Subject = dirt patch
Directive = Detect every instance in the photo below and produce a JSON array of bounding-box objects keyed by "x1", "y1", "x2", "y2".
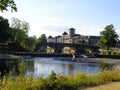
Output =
[{"x1": 84, "y1": 82, "x2": 120, "y2": 90}]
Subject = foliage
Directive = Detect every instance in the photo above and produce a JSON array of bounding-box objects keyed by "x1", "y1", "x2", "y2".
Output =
[
  {"x1": 85, "y1": 48, "x2": 92, "y2": 55},
  {"x1": 38, "y1": 34, "x2": 47, "y2": 43},
  {"x1": 25, "y1": 36, "x2": 37, "y2": 52},
  {"x1": 0, "y1": 69, "x2": 120, "y2": 90},
  {"x1": 9, "y1": 17, "x2": 37, "y2": 52},
  {"x1": 8, "y1": 28, "x2": 28, "y2": 52},
  {"x1": 97, "y1": 24, "x2": 119, "y2": 50},
  {"x1": 99, "y1": 48, "x2": 120, "y2": 55},
  {"x1": 0, "y1": 16, "x2": 37, "y2": 52},
  {"x1": 11, "y1": 17, "x2": 30, "y2": 34},
  {"x1": 99, "y1": 62, "x2": 115, "y2": 71},
  {"x1": 0, "y1": 16, "x2": 10, "y2": 43},
  {"x1": 37, "y1": 34, "x2": 47, "y2": 52},
  {"x1": 18, "y1": 62, "x2": 26, "y2": 76},
  {"x1": 0, "y1": 0, "x2": 17, "y2": 12},
  {"x1": 48, "y1": 71, "x2": 57, "y2": 81}
]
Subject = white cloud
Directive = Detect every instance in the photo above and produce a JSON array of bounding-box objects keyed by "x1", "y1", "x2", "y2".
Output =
[
  {"x1": 45, "y1": 17, "x2": 61, "y2": 22},
  {"x1": 28, "y1": 24, "x2": 70, "y2": 37},
  {"x1": 75, "y1": 26, "x2": 101, "y2": 36}
]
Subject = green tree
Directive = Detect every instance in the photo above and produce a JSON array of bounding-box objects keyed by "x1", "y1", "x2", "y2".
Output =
[
  {"x1": 0, "y1": 16, "x2": 10, "y2": 43},
  {"x1": 38, "y1": 34, "x2": 47, "y2": 43},
  {"x1": 9, "y1": 18, "x2": 30, "y2": 51},
  {"x1": 25, "y1": 36, "x2": 37, "y2": 52},
  {"x1": 37, "y1": 34, "x2": 47, "y2": 52},
  {"x1": 9, "y1": 17, "x2": 37, "y2": 52},
  {"x1": 0, "y1": 0, "x2": 17, "y2": 12},
  {"x1": 8, "y1": 28, "x2": 28, "y2": 52},
  {"x1": 11, "y1": 17, "x2": 30, "y2": 34},
  {"x1": 97, "y1": 24, "x2": 119, "y2": 50}
]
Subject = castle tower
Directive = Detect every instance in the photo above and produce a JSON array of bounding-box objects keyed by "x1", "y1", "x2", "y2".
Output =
[
  {"x1": 69, "y1": 28, "x2": 75, "y2": 37},
  {"x1": 69, "y1": 28, "x2": 75, "y2": 43}
]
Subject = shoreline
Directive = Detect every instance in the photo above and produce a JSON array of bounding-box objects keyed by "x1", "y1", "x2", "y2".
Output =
[
  {"x1": 0, "y1": 54, "x2": 21, "y2": 60},
  {"x1": 0, "y1": 53, "x2": 120, "y2": 64},
  {"x1": 13, "y1": 52, "x2": 120, "y2": 59},
  {"x1": 73, "y1": 57, "x2": 120, "y2": 64}
]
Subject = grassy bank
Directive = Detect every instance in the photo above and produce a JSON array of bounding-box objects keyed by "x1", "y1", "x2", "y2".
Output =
[{"x1": 0, "y1": 69, "x2": 120, "y2": 90}]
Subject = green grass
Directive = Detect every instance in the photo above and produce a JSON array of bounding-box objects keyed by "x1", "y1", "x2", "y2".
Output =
[{"x1": 0, "y1": 69, "x2": 120, "y2": 90}]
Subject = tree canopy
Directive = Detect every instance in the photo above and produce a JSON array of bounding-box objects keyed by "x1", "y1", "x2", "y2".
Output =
[
  {"x1": 0, "y1": 0, "x2": 17, "y2": 12},
  {"x1": 36, "y1": 34, "x2": 47, "y2": 52},
  {"x1": 9, "y1": 17, "x2": 37, "y2": 52},
  {"x1": 0, "y1": 16, "x2": 37, "y2": 52},
  {"x1": 97, "y1": 24, "x2": 119, "y2": 50},
  {"x1": 11, "y1": 17, "x2": 30, "y2": 34},
  {"x1": 38, "y1": 34, "x2": 47, "y2": 43}
]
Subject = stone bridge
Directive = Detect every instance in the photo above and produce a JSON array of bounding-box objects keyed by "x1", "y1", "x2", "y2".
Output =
[{"x1": 34, "y1": 42, "x2": 99, "y2": 54}]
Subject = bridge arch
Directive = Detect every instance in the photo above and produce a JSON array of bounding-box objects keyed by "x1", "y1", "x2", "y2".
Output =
[{"x1": 62, "y1": 46, "x2": 76, "y2": 54}]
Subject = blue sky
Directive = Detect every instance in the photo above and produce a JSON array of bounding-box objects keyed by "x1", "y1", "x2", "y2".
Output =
[{"x1": 0, "y1": 0, "x2": 120, "y2": 37}]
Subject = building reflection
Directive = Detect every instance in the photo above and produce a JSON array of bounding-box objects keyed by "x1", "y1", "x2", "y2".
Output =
[{"x1": 68, "y1": 63, "x2": 74, "y2": 76}]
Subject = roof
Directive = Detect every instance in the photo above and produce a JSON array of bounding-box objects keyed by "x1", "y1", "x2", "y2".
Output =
[
  {"x1": 69, "y1": 28, "x2": 75, "y2": 31},
  {"x1": 55, "y1": 36, "x2": 62, "y2": 38},
  {"x1": 62, "y1": 32, "x2": 68, "y2": 35},
  {"x1": 48, "y1": 35, "x2": 53, "y2": 38},
  {"x1": 88, "y1": 36, "x2": 100, "y2": 39}
]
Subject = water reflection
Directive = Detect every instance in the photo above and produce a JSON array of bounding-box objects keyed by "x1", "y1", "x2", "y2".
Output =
[
  {"x1": 24, "y1": 60, "x2": 34, "y2": 75},
  {"x1": 24, "y1": 57, "x2": 99, "y2": 77},
  {"x1": 99, "y1": 62, "x2": 116, "y2": 71},
  {"x1": 0, "y1": 57, "x2": 120, "y2": 77},
  {"x1": 0, "y1": 60, "x2": 19, "y2": 78}
]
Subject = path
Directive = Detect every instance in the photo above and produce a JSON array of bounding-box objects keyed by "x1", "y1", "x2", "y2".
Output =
[{"x1": 84, "y1": 82, "x2": 120, "y2": 90}]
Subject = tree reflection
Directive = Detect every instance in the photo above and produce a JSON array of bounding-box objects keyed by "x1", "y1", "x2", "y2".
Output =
[
  {"x1": 99, "y1": 62, "x2": 115, "y2": 72},
  {"x1": 0, "y1": 60, "x2": 19, "y2": 78},
  {"x1": 24, "y1": 60, "x2": 34, "y2": 74}
]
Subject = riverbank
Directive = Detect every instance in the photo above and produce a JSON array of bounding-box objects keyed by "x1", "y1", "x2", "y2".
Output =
[
  {"x1": 12, "y1": 52, "x2": 120, "y2": 64},
  {"x1": 1, "y1": 53, "x2": 120, "y2": 64},
  {"x1": 74, "y1": 57, "x2": 120, "y2": 64},
  {"x1": 0, "y1": 54, "x2": 21, "y2": 60},
  {"x1": 13, "y1": 52, "x2": 73, "y2": 57},
  {"x1": 13, "y1": 52, "x2": 120, "y2": 59}
]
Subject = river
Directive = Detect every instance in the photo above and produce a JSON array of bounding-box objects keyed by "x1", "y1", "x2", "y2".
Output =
[
  {"x1": 0, "y1": 57, "x2": 120, "y2": 77},
  {"x1": 23, "y1": 57, "x2": 120, "y2": 77}
]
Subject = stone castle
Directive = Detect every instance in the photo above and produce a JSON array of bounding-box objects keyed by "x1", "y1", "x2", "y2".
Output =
[{"x1": 47, "y1": 28, "x2": 100, "y2": 45}]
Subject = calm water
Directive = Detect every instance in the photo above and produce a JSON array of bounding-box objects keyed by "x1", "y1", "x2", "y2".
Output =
[
  {"x1": 23, "y1": 57, "x2": 120, "y2": 77},
  {"x1": 0, "y1": 57, "x2": 120, "y2": 77}
]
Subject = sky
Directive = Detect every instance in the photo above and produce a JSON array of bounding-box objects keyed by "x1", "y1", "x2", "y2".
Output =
[{"x1": 0, "y1": 0, "x2": 120, "y2": 38}]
